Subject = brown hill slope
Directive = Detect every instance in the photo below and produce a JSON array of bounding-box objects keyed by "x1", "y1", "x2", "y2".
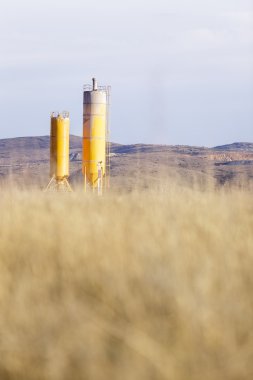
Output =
[{"x1": 0, "y1": 136, "x2": 253, "y2": 190}]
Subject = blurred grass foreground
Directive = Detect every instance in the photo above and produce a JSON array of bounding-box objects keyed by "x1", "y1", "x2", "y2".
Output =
[{"x1": 0, "y1": 185, "x2": 253, "y2": 380}]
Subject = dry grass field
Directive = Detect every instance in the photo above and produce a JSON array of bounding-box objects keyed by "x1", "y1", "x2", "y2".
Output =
[{"x1": 0, "y1": 184, "x2": 253, "y2": 380}]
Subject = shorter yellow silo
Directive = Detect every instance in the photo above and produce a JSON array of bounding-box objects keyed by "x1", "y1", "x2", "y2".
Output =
[{"x1": 45, "y1": 112, "x2": 72, "y2": 192}]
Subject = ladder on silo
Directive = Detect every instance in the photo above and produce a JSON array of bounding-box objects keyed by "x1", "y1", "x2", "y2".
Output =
[{"x1": 105, "y1": 86, "x2": 111, "y2": 190}]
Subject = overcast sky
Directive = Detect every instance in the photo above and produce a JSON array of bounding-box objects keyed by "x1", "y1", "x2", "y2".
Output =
[{"x1": 0, "y1": 0, "x2": 252, "y2": 146}]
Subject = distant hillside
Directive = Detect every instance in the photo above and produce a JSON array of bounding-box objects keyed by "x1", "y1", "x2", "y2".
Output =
[
  {"x1": 0, "y1": 135, "x2": 82, "y2": 151},
  {"x1": 213, "y1": 142, "x2": 253, "y2": 151},
  {"x1": 0, "y1": 136, "x2": 253, "y2": 190},
  {"x1": 1, "y1": 136, "x2": 252, "y2": 154}
]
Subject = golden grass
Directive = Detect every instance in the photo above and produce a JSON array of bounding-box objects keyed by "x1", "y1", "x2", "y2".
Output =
[{"x1": 0, "y1": 185, "x2": 253, "y2": 380}]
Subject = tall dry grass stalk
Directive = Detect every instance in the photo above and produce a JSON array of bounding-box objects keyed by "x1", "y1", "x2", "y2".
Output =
[{"x1": 0, "y1": 185, "x2": 253, "y2": 380}]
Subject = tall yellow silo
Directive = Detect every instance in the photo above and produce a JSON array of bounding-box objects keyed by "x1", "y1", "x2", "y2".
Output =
[
  {"x1": 45, "y1": 111, "x2": 72, "y2": 192},
  {"x1": 83, "y1": 78, "x2": 110, "y2": 193}
]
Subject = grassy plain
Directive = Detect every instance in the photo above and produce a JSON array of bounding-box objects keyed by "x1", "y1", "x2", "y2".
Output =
[{"x1": 0, "y1": 185, "x2": 253, "y2": 380}]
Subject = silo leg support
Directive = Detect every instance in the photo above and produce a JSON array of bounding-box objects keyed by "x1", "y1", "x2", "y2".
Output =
[
  {"x1": 44, "y1": 175, "x2": 56, "y2": 191},
  {"x1": 44, "y1": 176, "x2": 72, "y2": 192}
]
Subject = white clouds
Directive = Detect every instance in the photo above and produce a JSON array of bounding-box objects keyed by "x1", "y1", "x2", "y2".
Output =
[
  {"x1": 0, "y1": 0, "x2": 252, "y2": 144},
  {"x1": 224, "y1": 10, "x2": 253, "y2": 24}
]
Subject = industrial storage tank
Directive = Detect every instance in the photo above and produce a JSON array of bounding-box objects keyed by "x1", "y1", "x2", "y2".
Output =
[
  {"x1": 45, "y1": 111, "x2": 72, "y2": 191},
  {"x1": 83, "y1": 78, "x2": 110, "y2": 192},
  {"x1": 50, "y1": 111, "x2": 70, "y2": 179}
]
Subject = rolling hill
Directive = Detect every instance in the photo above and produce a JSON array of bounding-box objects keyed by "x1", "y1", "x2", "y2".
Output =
[{"x1": 0, "y1": 136, "x2": 253, "y2": 190}]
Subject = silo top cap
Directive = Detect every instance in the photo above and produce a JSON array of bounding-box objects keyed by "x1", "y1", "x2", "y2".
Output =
[{"x1": 51, "y1": 111, "x2": 69, "y2": 118}]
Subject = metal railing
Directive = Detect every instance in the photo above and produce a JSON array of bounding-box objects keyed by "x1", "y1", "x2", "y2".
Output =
[
  {"x1": 83, "y1": 84, "x2": 110, "y2": 93},
  {"x1": 51, "y1": 111, "x2": 69, "y2": 118}
]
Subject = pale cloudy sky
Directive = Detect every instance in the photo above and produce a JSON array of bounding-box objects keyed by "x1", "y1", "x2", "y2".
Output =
[{"x1": 0, "y1": 0, "x2": 252, "y2": 146}]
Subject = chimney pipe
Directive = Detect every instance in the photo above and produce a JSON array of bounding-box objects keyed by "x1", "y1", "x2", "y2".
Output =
[{"x1": 92, "y1": 78, "x2": 98, "y2": 91}]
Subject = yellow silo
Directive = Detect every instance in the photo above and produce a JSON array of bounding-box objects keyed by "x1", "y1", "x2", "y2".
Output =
[
  {"x1": 83, "y1": 78, "x2": 110, "y2": 193},
  {"x1": 45, "y1": 111, "x2": 72, "y2": 192}
]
